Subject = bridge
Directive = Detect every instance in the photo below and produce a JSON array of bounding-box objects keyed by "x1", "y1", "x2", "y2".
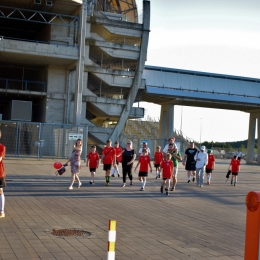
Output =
[{"x1": 141, "y1": 65, "x2": 260, "y2": 164}]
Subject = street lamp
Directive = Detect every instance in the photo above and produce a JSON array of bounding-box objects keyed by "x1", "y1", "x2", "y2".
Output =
[{"x1": 200, "y1": 118, "x2": 202, "y2": 145}]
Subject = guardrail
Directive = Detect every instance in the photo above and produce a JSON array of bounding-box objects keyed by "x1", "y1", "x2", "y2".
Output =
[{"x1": 0, "y1": 78, "x2": 47, "y2": 93}]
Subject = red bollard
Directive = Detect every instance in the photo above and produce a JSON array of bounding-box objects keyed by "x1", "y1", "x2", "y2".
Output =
[{"x1": 245, "y1": 191, "x2": 260, "y2": 259}]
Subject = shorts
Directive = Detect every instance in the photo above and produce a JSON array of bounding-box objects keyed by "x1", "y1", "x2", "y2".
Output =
[
  {"x1": 163, "y1": 178, "x2": 170, "y2": 180},
  {"x1": 173, "y1": 167, "x2": 178, "y2": 177},
  {"x1": 154, "y1": 164, "x2": 160, "y2": 168},
  {"x1": 138, "y1": 171, "x2": 148, "y2": 177},
  {"x1": 232, "y1": 172, "x2": 238, "y2": 176},
  {"x1": 185, "y1": 162, "x2": 196, "y2": 171},
  {"x1": 89, "y1": 168, "x2": 96, "y2": 173},
  {"x1": 103, "y1": 164, "x2": 112, "y2": 171},
  {"x1": 0, "y1": 178, "x2": 6, "y2": 188},
  {"x1": 206, "y1": 168, "x2": 213, "y2": 174}
]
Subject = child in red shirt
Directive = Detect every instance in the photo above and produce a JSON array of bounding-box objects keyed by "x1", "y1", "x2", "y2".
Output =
[
  {"x1": 86, "y1": 145, "x2": 99, "y2": 185},
  {"x1": 230, "y1": 155, "x2": 240, "y2": 186},
  {"x1": 101, "y1": 139, "x2": 116, "y2": 185},
  {"x1": 160, "y1": 153, "x2": 174, "y2": 195},
  {"x1": 134, "y1": 148, "x2": 152, "y2": 191},
  {"x1": 205, "y1": 149, "x2": 215, "y2": 185},
  {"x1": 154, "y1": 146, "x2": 163, "y2": 179}
]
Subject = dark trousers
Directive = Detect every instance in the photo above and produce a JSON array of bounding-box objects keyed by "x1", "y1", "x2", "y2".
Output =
[{"x1": 122, "y1": 164, "x2": 133, "y2": 183}]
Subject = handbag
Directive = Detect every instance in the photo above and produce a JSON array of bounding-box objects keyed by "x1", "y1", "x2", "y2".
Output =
[{"x1": 55, "y1": 164, "x2": 68, "y2": 176}]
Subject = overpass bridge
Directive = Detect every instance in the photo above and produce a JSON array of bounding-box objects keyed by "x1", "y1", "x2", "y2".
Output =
[{"x1": 140, "y1": 65, "x2": 260, "y2": 163}]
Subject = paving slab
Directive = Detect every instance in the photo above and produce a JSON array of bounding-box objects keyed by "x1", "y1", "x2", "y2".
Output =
[{"x1": 0, "y1": 158, "x2": 259, "y2": 259}]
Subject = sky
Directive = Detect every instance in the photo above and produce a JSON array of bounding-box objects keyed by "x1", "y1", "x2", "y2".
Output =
[{"x1": 133, "y1": 0, "x2": 260, "y2": 143}]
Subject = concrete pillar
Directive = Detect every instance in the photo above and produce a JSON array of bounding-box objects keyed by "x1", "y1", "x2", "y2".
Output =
[
  {"x1": 257, "y1": 114, "x2": 260, "y2": 165},
  {"x1": 159, "y1": 104, "x2": 174, "y2": 140},
  {"x1": 247, "y1": 112, "x2": 257, "y2": 163},
  {"x1": 73, "y1": 0, "x2": 87, "y2": 125},
  {"x1": 109, "y1": 0, "x2": 150, "y2": 143}
]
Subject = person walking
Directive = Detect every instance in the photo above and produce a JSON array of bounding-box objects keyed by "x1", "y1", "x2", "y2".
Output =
[
  {"x1": 0, "y1": 130, "x2": 6, "y2": 218},
  {"x1": 135, "y1": 148, "x2": 152, "y2": 191},
  {"x1": 230, "y1": 155, "x2": 240, "y2": 186},
  {"x1": 121, "y1": 140, "x2": 136, "y2": 187},
  {"x1": 101, "y1": 139, "x2": 116, "y2": 186},
  {"x1": 163, "y1": 137, "x2": 178, "y2": 156},
  {"x1": 236, "y1": 149, "x2": 243, "y2": 161},
  {"x1": 111, "y1": 141, "x2": 122, "y2": 177},
  {"x1": 86, "y1": 145, "x2": 99, "y2": 185},
  {"x1": 160, "y1": 153, "x2": 174, "y2": 196},
  {"x1": 154, "y1": 146, "x2": 163, "y2": 179},
  {"x1": 138, "y1": 142, "x2": 151, "y2": 157},
  {"x1": 167, "y1": 144, "x2": 182, "y2": 191},
  {"x1": 194, "y1": 145, "x2": 208, "y2": 187},
  {"x1": 183, "y1": 142, "x2": 198, "y2": 183},
  {"x1": 205, "y1": 149, "x2": 215, "y2": 185},
  {"x1": 66, "y1": 138, "x2": 83, "y2": 190}
]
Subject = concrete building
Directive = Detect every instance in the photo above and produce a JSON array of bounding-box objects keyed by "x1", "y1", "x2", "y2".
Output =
[{"x1": 0, "y1": 0, "x2": 150, "y2": 144}]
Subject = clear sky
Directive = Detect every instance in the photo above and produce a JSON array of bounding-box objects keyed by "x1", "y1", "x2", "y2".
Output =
[{"x1": 134, "y1": 0, "x2": 260, "y2": 143}]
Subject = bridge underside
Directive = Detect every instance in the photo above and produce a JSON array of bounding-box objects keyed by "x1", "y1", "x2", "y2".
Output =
[
  {"x1": 141, "y1": 90, "x2": 259, "y2": 112},
  {"x1": 141, "y1": 65, "x2": 260, "y2": 164}
]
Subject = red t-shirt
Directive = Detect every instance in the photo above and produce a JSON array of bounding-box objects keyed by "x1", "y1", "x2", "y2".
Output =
[
  {"x1": 154, "y1": 151, "x2": 163, "y2": 164},
  {"x1": 206, "y1": 154, "x2": 215, "y2": 169},
  {"x1": 87, "y1": 152, "x2": 99, "y2": 168},
  {"x1": 138, "y1": 155, "x2": 150, "y2": 172},
  {"x1": 160, "y1": 160, "x2": 173, "y2": 179},
  {"x1": 231, "y1": 159, "x2": 240, "y2": 173},
  {"x1": 102, "y1": 146, "x2": 115, "y2": 164},
  {"x1": 114, "y1": 147, "x2": 122, "y2": 163},
  {"x1": 0, "y1": 143, "x2": 6, "y2": 178}
]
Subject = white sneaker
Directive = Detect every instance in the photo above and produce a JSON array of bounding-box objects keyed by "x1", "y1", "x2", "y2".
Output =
[
  {"x1": 0, "y1": 212, "x2": 5, "y2": 218},
  {"x1": 78, "y1": 182, "x2": 82, "y2": 188},
  {"x1": 67, "y1": 186, "x2": 73, "y2": 190}
]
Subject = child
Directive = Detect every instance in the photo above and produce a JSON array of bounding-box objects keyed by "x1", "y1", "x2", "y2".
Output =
[
  {"x1": 206, "y1": 149, "x2": 215, "y2": 185},
  {"x1": 160, "y1": 153, "x2": 174, "y2": 195},
  {"x1": 86, "y1": 145, "x2": 99, "y2": 185},
  {"x1": 230, "y1": 155, "x2": 240, "y2": 186},
  {"x1": 101, "y1": 139, "x2": 116, "y2": 186},
  {"x1": 0, "y1": 130, "x2": 6, "y2": 218},
  {"x1": 134, "y1": 148, "x2": 152, "y2": 191},
  {"x1": 154, "y1": 146, "x2": 163, "y2": 179},
  {"x1": 111, "y1": 141, "x2": 122, "y2": 177}
]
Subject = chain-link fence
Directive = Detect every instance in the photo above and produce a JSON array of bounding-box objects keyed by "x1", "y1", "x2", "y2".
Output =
[{"x1": 0, "y1": 121, "x2": 88, "y2": 160}]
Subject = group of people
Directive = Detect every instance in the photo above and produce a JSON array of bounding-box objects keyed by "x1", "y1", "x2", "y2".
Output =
[{"x1": 61, "y1": 137, "x2": 241, "y2": 193}]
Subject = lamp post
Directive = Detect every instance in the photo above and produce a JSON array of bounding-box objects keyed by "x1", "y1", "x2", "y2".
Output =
[{"x1": 200, "y1": 118, "x2": 202, "y2": 145}]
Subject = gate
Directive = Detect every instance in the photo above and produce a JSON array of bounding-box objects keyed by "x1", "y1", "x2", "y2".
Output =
[{"x1": 0, "y1": 121, "x2": 88, "y2": 160}]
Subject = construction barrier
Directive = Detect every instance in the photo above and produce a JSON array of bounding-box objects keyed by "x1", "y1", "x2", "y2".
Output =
[
  {"x1": 245, "y1": 191, "x2": 260, "y2": 259},
  {"x1": 107, "y1": 220, "x2": 116, "y2": 260}
]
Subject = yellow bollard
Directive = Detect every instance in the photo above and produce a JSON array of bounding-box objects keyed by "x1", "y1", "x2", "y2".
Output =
[{"x1": 107, "y1": 220, "x2": 116, "y2": 260}]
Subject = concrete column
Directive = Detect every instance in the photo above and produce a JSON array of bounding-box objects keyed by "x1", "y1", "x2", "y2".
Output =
[
  {"x1": 109, "y1": 0, "x2": 150, "y2": 143},
  {"x1": 247, "y1": 112, "x2": 257, "y2": 163},
  {"x1": 257, "y1": 114, "x2": 260, "y2": 165},
  {"x1": 159, "y1": 104, "x2": 174, "y2": 140},
  {"x1": 73, "y1": 0, "x2": 87, "y2": 125}
]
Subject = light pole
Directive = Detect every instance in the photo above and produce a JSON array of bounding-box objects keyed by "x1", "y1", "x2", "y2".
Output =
[{"x1": 200, "y1": 118, "x2": 202, "y2": 145}]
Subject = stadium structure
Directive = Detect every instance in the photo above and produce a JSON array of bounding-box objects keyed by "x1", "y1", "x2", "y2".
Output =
[{"x1": 0, "y1": 0, "x2": 150, "y2": 147}]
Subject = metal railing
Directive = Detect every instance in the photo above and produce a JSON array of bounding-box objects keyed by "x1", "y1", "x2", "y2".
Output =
[
  {"x1": 0, "y1": 121, "x2": 88, "y2": 160},
  {"x1": 0, "y1": 78, "x2": 47, "y2": 92}
]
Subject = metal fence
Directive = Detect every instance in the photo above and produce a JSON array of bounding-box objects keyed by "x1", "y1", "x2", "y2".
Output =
[{"x1": 0, "y1": 121, "x2": 88, "y2": 160}]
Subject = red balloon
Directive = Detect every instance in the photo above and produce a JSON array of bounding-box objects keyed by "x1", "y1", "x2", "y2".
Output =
[{"x1": 54, "y1": 162, "x2": 62, "y2": 169}]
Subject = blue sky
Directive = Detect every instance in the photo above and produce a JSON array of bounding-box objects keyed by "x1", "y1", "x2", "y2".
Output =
[{"x1": 134, "y1": 0, "x2": 260, "y2": 142}]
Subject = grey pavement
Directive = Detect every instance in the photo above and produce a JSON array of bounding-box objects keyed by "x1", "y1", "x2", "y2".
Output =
[{"x1": 1, "y1": 158, "x2": 259, "y2": 260}]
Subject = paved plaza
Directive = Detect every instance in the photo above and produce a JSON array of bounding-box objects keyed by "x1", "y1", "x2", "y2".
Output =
[{"x1": 0, "y1": 158, "x2": 259, "y2": 260}]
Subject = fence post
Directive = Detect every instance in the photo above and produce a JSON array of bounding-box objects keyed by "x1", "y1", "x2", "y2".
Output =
[
  {"x1": 244, "y1": 191, "x2": 260, "y2": 259},
  {"x1": 107, "y1": 220, "x2": 116, "y2": 260}
]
